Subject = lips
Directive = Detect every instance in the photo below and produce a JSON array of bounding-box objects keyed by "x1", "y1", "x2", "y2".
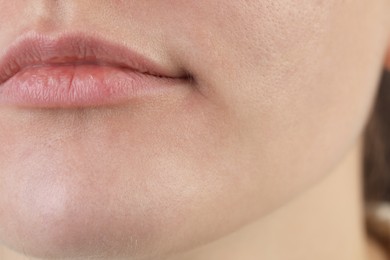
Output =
[{"x1": 0, "y1": 32, "x2": 188, "y2": 108}]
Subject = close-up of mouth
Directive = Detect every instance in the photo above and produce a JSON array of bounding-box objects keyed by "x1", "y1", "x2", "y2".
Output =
[
  {"x1": 0, "y1": 32, "x2": 190, "y2": 108},
  {"x1": 1, "y1": 1, "x2": 390, "y2": 260}
]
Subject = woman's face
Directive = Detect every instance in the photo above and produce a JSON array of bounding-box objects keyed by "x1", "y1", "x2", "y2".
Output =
[{"x1": 0, "y1": 1, "x2": 389, "y2": 259}]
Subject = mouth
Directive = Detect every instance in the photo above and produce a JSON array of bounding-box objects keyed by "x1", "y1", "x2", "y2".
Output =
[{"x1": 0, "y1": 32, "x2": 190, "y2": 108}]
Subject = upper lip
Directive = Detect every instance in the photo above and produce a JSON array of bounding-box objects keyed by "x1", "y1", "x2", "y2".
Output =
[{"x1": 0, "y1": 32, "x2": 184, "y2": 84}]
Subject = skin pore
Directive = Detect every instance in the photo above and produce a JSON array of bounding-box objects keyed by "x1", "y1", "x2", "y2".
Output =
[{"x1": 0, "y1": 1, "x2": 389, "y2": 260}]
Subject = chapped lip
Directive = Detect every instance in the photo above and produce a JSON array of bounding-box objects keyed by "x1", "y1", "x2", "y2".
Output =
[{"x1": 0, "y1": 32, "x2": 186, "y2": 84}]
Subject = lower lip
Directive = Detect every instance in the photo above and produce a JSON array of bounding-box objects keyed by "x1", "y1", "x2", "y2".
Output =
[{"x1": 0, "y1": 65, "x2": 183, "y2": 108}]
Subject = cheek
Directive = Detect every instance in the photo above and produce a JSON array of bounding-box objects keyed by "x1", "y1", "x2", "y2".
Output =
[{"x1": 169, "y1": 0, "x2": 386, "y2": 222}]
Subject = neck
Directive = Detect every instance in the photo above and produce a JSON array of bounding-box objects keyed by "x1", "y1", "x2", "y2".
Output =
[{"x1": 172, "y1": 138, "x2": 374, "y2": 260}]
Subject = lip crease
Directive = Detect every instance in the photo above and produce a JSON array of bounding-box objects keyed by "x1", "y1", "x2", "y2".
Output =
[{"x1": 0, "y1": 32, "x2": 188, "y2": 108}]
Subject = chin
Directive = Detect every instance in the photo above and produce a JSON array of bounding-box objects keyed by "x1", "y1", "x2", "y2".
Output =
[
  {"x1": 0, "y1": 179, "x2": 155, "y2": 259},
  {"x1": 0, "y1": 145, "x2": 235, "y2": 260},
  {"x1": 0, "y1": 160, "x2": 190, "y2": 260}
]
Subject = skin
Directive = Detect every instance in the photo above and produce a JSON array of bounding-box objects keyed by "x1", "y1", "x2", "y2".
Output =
[{"x1": 0, "y1": 1, "x2": 389, "y2": 259}]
